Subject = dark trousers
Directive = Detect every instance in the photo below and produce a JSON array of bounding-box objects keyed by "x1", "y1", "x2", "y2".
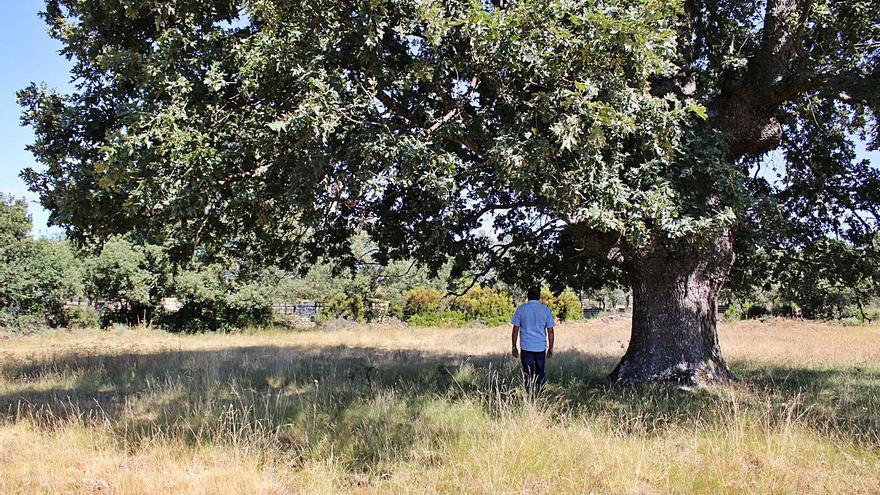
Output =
[{"x1": 520, "y1": 350, "x2": 546, "y2": 392}]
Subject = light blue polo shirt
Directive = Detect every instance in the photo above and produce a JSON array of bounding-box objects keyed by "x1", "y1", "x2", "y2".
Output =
[{"x1": 512, "y1": 300, "x2": 555, "y2": 352}]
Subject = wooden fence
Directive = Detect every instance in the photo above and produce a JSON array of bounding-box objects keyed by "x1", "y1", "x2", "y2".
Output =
[{"x1": 273, "y1": 302, "x2": 325, "y2": 321}]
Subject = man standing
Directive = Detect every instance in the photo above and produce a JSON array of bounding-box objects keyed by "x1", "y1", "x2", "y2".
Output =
[{"x1": 511, "y1": 286, "x2": 555, "y2": 392}]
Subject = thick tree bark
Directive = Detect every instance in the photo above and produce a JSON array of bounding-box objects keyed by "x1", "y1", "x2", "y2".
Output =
[{"x1": 609, "y1": 231, "x2": 736, "y2": 387}]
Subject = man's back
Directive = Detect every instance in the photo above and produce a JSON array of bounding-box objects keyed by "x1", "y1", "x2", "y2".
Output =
[{"x1": 512, "y1": 300, "x2": 555, "y2": 352}]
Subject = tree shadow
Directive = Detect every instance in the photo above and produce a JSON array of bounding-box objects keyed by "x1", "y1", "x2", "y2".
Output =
[{"x1": 2, "y1": 344, "x2": 878, "y2": 470}]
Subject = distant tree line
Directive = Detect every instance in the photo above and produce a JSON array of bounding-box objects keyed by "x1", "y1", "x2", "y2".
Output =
[
  {"x1": 1, "y1": 196, "x2": 590, "y2": 330},
  {"x1": 2, "y1": 195, "x2": 877, "y2": 330}
]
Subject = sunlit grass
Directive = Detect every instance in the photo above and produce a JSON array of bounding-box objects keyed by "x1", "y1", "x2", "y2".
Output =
[{"x1": 1, "y1": 320, "x2": 879, "y2": 494}]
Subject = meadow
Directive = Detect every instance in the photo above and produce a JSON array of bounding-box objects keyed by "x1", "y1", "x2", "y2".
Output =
[{"x1": 1, "y1": 318, "x2": 879, "y2": 494}]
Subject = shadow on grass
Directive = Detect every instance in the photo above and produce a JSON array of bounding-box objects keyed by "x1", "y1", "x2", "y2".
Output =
[{"x1": 2, "y1": 343, "x2": 878, "y2": 470}]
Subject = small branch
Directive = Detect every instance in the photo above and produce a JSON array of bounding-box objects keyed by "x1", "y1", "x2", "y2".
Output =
[
  {"x1": 446, "y1": 221, "x2": 561, "y2": 298},
  {"x1": 426, "y1": 109, "x2": 458, "y2": 135}
]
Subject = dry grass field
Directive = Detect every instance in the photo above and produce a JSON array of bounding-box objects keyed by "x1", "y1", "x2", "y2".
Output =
[{"x1": 1, "y1": 318, "x2": 879, "y2": 494}]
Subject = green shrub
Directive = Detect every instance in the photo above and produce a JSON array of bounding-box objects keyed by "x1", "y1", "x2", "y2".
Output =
[
  {"x1": 534, "y1": 288, "x2": 583, "y2": 321},
  {"x1": 388, "y1": 300, "x2": 404, "y2": 320},
  {"x1": 407, "y1": 310, "x2": 469, "y2": 327},
  {"x1": 161, "y1": 264, "x2": 225, "y2": 331},
  {"x1": 225, "y1": 281, "x2": 275, "y2": 328},
  {"x1": 771, "y1": 301, "x2": 798, "y2": 318},
  {"x1": 0, "y1": 194, "x2": 30, "y2": 247},
  {"x1": 161, "y1": 264, "x2": 275, "y2": 331},
  {"x1": 450, "y1": 287, "x2": 514, "y2": 326},
  {"x1": 326, "y1": 293, "x2": 368, "y2": 322},
  {"x1": 555, "y1": 290, "x2": 583, "y2": 321},
  {"x1": 723, "y1": 304, "x2": 742, "y2": 321},
  {"x1": 0, "y1": 196, "x2": 83, "y2": 328},
  {"x1": 0, "y1": 311, "x2": 48, "y2": 332},
  {"x1": 0, "y1": 239, "x2": 81, "y2": 327},
  {"x1": 746, "y1": 303, "x2": 768, "y2": 319},
  {"x1": 84, "y1": 236, "x2": 170, "y2": 324},
  {"x1": 65, "y1": 305, "x2": 100, "y2": 329},
  {"x1": 403, "y1": 288, "x2": 442, "y2": 317},
  {"x1": 540, "y1": 288, "x2": 556, "y2": 310}
]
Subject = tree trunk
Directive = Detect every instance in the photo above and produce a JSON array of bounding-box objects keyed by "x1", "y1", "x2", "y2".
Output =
[{"x1": 609, "y1": 231, "x2": 736, "y2": 387}]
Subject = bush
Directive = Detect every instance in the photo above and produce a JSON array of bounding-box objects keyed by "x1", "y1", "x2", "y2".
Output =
[
  {"x1": 407, "y1": 310, "x2": 469, "y2": 327},
  {"x1": 225, "y1": 281, "x2": 275, "y2": 328},
  {"x1": 0, "y1": 239, "x2": 81, "y2": 327},
  {"x1": 723, "y1": 304, "x2": 742, "y2": 321},
  {"x1": 66, "y1": 305, "x2": 100, "y2": 329},
  {"x1": 450, "y1": 287, "x2": 514, "y2": 326},
  {"x1": 746, "y1": 303, "x2": 768, "y2": 319},
  {"x1": 403, "y1": 288, "x2": 442, "y2": 318},
  {"x1": 161, "y1": 264, "x2": 274, "y2": 331},
  {"x1": 161, "y1": 264, "x2": 225, "y2": 331},
  {"x1": 388, "y1": 300, "x2": 405, "y2": 320},
  {"x1": 0, "y1": 194, "x2": 30, "y2": 246},
  {"x1": 326, "y1": 293, "x2": 367, "y2": 323},
  {"x1": 0, "y1": 311, "x2": 48, "y2": 332},
  {"x1": 555, "y1": 290, "x2": 583, "y2": 321},
  {"x1": 535, "y1": 288, "x2": 583, "y2": 321},
  {"x1": 771, "y1": 301, "x2": 798, "y2": 318},
  {"x1": 540, "y1": 288, "x2": 556, "y2": 310},
  {"x1": 84, "y1": 236, "x2": 170, "y2": 324}
]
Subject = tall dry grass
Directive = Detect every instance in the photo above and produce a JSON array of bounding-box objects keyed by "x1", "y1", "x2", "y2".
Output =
[{"x1": 1, "y1": 319, "x2": 879, "y2": 494}]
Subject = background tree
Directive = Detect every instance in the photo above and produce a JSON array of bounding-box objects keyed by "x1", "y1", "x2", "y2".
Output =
[
  {"x1": 166, "y1": 261, "x2": 276, "y2": 331},
  {"x1": 0, "y1": 194, "x2": 32, "y2": 246},
  {"x1": 84, "y1": 236, "x2": 170, "y2": 323},
  {"x1": 20, "y1": 0, "x2": 879, "y2": 385},
  {"x1": 0, "y1": 197, "x2": 81, "y2": 327}
]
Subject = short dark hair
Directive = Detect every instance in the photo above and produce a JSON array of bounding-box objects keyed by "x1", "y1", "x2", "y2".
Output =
[{"x1": 527, "y1": 286, "x2": 541, "y2": 301}]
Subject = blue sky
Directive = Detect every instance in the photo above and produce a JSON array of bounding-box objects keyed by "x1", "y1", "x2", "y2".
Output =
[
  {"x1": 1, "y1": 2, "x2": 72, "y2": 237},
  {"x1": 1, "y1": 3, "x2": 877, "y2": 237}
]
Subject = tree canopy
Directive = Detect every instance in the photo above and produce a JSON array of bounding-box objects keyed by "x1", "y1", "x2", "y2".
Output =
[
  {"x1": 18, "y1": 0, "x2": 880, "y2": 383},
  {"x1": 0, "y1": 194, "x2": 31, "y2": 246},
  {"x1": 20, "y1": 0, "x2": 879, "y2": 290}
]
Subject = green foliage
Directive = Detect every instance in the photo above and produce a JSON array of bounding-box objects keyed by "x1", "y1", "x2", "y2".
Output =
[
  {"x1": 273, "y1": 235, "x2": 453, "y2": 324},
  {"x1": 84, "y1": 236, "x2": 170, "y2": 323},
  {"x1": 79, "y1": 237, "x2": 277, "y2": 331},
  {"x1": 407, "y1": 310, "x2": 469, "y2": 327},
  {"x1": 0, "y1": 194, "x2": 31, "y2": 246},
  {"x1": 226, "y1": 280, "x2": 276, "y2": 327},
  {"x1": 449, "y1": 287, "x2": 514, "y2": 326},
  {"x1": 174, "y1": 264, "x2": 226, "y2": 306},
  {"x1": 65, "y1": 305, "x2": 100, "y2": 329},
  {"x1": 722, "y1": 304, "x2": 742, "y2": 322},
  {"x1": 163, "y1": 263, "x2": 276, "y2": 332},
  {"x1": 745, "y1": 304, "x2": 769, "y2": 320},
  {"x1": 382, "y1": 260, "x2": 450, "y2": 319},
  {"x1": 535, "y1": 288, "x2": 584, "y2": 321},
  {"x1": 771, "y1": 301, "x2": 798, "y2": 318},
  {"x1": 589, "y1": 287, "x2": 630, "y2": 310},
  {"x1": 771, "y1": 239, "x2": 877, "y2": 320},
  {"x1": 85, "y1": 237, "x2": 150, "y2": 306},
  {"x1": 16, "y1": 0, "x2": 880, "y2": 338},
  {"x1": 555, "y1": 290, "x2": 584, "y2": 321},
  {"x1": 724, "y1": 235, "x2": 879, "y2": 321},
  {"x1": 325, "y1": 293, "x2": 368, "y2": 323},
  {"x1": 17, "y1": 0, "x2": 734, "y2": 287},
  {"x1": 540, "y1": 289, "x2": 557, "y2": 311},
  {"x1": 0, "y1": 198, "x2": 82, "y2": 328},
  {"x1": 276, "y1": 263, "x2": 349, "y2": 303},
  {"x1": 403, "y1": 288, "x2": 442, "y2": 318},
  {"x1": 0, "y1": 238, "x2": 81, "y2": 327}
]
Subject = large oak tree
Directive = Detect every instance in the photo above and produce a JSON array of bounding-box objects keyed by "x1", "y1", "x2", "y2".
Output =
[{"x1": 20, "y1": 0, "x2": 880, "y2": 385}]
